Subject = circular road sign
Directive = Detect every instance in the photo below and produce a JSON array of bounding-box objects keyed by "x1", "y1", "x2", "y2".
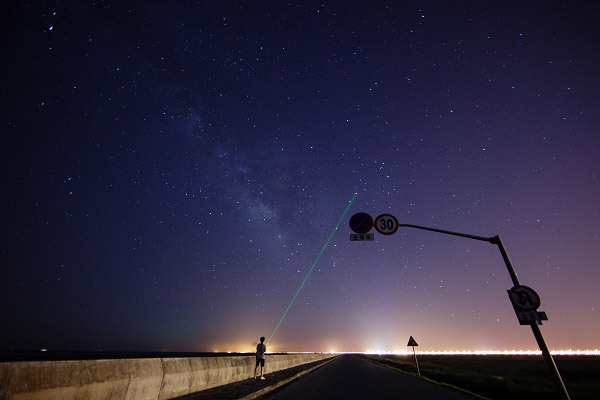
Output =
[
  {"x1": 508, "y1": 285, "x2": 541, "y2": 311},
  {"x1": 374, "y1": 214, "x2": 399, "y2": 235},
  {"x1": 349, "y1": 212, "x2": 373, "y2": 234}
]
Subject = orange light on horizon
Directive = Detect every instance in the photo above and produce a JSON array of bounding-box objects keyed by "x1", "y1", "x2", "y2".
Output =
[
  {"x1": 211, "y1": 348, "x2": 600, "y2": 356},
  {"x1": 360, "y1": 349, "x2": 600, "y2": 356}
]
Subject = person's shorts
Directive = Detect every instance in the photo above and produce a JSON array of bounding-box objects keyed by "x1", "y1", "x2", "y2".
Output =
[{"x1": 256, "y1": 358, "x2": 265, "y2": 367}]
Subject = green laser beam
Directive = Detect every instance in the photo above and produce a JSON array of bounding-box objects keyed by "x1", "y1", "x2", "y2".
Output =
[{"x1": 266, "y1": 193, "x2": 357, "y2": 345}]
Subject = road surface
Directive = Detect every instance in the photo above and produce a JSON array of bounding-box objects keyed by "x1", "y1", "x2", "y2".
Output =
[{"x1": 264, "y1": 355, "x2": 475, "y2": 400}]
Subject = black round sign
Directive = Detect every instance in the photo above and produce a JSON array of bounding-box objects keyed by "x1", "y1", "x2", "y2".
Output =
[
  {"x1": 508, "y1": 285, "x2": 541, "y2": 312},
  {"x1": 349, "y1": 212, "x2": 373, "y2": 234}
]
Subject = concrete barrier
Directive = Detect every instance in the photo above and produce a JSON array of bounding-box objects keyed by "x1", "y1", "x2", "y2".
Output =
[
  {"x1": 0, "y1": 358, "x2": 163, "y2": 400},
  {"x1": 0, "y1": 354, "x2": 335, "y2": 400}
]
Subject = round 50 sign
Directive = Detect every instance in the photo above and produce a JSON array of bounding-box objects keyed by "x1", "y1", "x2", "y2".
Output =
[{"x1": 374, "y1": 214, "x2": 399, "y2": 235}]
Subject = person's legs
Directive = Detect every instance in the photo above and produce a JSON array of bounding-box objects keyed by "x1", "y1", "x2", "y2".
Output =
[
  {"x1": 254, "y1": 359, "x2": 259, "y2": 378},
  {"x1": 260, "y1": 359, "x2": 265, "y2": 378}
]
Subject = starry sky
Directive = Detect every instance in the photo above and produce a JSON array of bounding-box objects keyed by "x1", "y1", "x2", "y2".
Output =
[{"x1": 2, "y1": 1, "x2": 599, "y2": 353}]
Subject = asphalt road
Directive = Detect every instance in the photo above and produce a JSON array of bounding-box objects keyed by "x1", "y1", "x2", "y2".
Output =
[{"x1": 264, "y1": 355, "x2": 475, "y2": 400}]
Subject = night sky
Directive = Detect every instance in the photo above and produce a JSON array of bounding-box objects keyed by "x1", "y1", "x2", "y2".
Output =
[{"x1": 2, "y1": 1, "x2": 599, "y2": 354}]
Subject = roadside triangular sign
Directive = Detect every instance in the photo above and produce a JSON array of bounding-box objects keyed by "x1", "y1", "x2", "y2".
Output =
[{"x1": 407, "y1": 336, "x2": 418, "y2": 346}]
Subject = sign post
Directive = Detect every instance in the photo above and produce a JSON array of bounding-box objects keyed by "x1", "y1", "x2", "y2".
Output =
[
  {"x1": 407, "y1": 336, "x2": 420, "y2": 375},
  {"x1": 393, "y1": 224, "x2": 570, "y2": 400},
  {"x1": 349, "y1": 215, "x2": 570, "y2": 400},
  {"x1": 508, "y1": 285, "x2": 548, "y2": 325}
]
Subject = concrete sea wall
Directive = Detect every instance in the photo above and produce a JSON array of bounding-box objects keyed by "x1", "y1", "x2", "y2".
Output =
[{"x1": 0, "y1": 353, "x2": 335, "y2": 400}]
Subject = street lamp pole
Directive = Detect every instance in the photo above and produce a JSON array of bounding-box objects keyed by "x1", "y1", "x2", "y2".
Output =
[{"x1": 396, "y1": 224, "x2": 570, "y2": 400}]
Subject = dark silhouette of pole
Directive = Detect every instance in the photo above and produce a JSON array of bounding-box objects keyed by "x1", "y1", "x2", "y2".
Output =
[
  {"x1": 412, "y1": 345, "x2": 420, "y2": 375},
  {"x1": 396, "y1": 224, "x2": 570, "y2": 400}
]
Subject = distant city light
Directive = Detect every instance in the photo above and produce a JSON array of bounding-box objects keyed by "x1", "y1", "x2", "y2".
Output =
[
  {"x1": 220, "y1": 349, "x2": 600, "y2": 356},
  {"x1": 360, "y1": 349, "x2": 600, "y2": 356}
]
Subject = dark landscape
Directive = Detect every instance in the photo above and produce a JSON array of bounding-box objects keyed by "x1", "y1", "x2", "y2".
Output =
[{"x1": 365, "y1": 355, "x2": 600, "y2": 399}]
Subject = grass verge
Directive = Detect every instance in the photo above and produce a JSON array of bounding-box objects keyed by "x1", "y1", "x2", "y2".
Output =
[{"x1": 361, "y1": 355, "x2": 600, "y2": 400}]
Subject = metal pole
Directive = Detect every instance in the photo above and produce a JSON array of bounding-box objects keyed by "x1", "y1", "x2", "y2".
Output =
[
  {"x1": 412, "y1": 346, "x2": 420, "y2": 375},
  {"x1": 397, "y1": 224, "x2": 492, "y2": 243},
  {"x1": 530, "y1": 322, "x2": 570, "y2": 400},
  {"x1": 489, "y1": 235, "x2": 520, "y2": 286},
  {"x1": 394, "y1": 225, "x2": 570, "y2": 399},
  {"x1": 491, "y1": 235, "x2": 570, "y2": 400}
]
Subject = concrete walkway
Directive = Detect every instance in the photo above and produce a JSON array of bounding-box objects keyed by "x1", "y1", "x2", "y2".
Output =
[{"x1": 174, "y1": 357, "x2": 337, "y2": 400}]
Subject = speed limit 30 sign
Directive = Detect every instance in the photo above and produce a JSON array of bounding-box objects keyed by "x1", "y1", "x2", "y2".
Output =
[{"x1": 374, "y1": 214, "x2": 399, "y2": 235}]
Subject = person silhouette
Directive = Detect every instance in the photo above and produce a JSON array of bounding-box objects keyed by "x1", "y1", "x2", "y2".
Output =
[{"x1": 254, "y1": 336, "x2": 266, "y2": 380}]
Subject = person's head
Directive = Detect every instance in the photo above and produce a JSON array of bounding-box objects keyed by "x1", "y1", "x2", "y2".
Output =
[{"x1": 260, "y1": 336, "x2": 265, "y2": 343}]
